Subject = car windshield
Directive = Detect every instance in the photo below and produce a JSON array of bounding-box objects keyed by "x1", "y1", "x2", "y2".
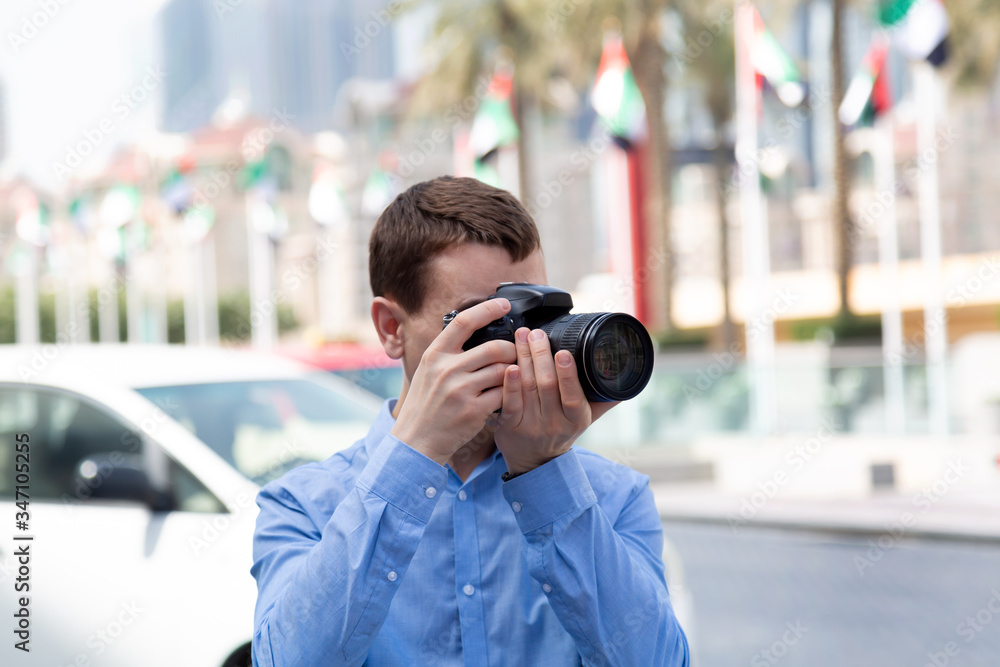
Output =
[
  {"x1": 135, "y1": 377, "x2": 379, "y2": 486},
  {"x1": 331, "y1": 366, "x2": 403, "y2": 400}
]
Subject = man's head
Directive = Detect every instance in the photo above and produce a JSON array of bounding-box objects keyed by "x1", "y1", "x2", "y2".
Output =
[{"x1": 368, "y1": 176, "x2": 546, "y2": 383}]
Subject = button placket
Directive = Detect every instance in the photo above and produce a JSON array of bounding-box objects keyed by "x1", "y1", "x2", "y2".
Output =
[{"x1": 452, "y1": 479, "x2": 489, "y2": 657}]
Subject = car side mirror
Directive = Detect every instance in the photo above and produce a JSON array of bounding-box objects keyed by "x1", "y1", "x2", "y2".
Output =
[{"x1": 72, "y1": 453, "x2": 174, "y2": 511}]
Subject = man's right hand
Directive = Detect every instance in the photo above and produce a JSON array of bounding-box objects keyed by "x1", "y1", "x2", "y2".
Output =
[{"x1": 390, "y1": 297, "x2": 516, "y2": 465}]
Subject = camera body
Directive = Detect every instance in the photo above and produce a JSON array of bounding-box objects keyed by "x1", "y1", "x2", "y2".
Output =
[{"x1": 443, "y1": 283, "x2": 654, "y2": 402}]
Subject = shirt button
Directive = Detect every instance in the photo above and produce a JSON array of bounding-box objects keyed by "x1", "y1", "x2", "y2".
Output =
[
  {"x1": 463, "y1": 584, "x2": 475, "y2": 596},
  {"x1": 511, "y1": 501, "x2": 522, "y2": 512},
  {"x1": 387, "y1": 571, "x2": 397, "y2": 582},
  {"x1": 542, "y1": 583, "x2": 552, "y2": 593},
  {"x1": 425, "y1": 486, "x2": 437, "y2": 498},
  {"x1": 458, "y1": 490, "x2": 468, "y2": 501}
]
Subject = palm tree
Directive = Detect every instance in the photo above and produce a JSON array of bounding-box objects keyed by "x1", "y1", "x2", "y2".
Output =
[
  {"x1": 943, "y1": 0, "x2": 1000, "y2": 88},
  {"x1": 414, "y1": 0, "x2": 678, "y2": 331},
  {"x1": 410, "y1": 0, "x2": 571, "y2": 202},
  {"x1": 555, "y1": 0, "x2": 676, "y2": 331},
  {"x1": 673, "y1": 0, "x2": 737, "y2": 349},
  {"x1": 831, "y1": 0, "x2": 853, "y2": 325}
]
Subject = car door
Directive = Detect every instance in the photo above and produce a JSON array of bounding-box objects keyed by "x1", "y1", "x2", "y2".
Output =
[{"x1": 0, "y1": 383, "x2": 256, "y2": 667}]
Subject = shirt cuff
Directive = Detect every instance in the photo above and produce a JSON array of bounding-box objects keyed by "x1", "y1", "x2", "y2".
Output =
[
  {"x1": 501, "y1": 448, "x2": 598, "y2": 534},
  {"x1": 355, "y1": 433, "x2": 448, "y2": 524}
]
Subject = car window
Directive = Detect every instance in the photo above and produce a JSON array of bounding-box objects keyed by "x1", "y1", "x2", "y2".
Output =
[
  {"x1": 0, "y1": 384, "x2": 225, "y2": 513},
  {"x1": 168, "y1": 457, "x2": 226, "y2": 513},
  {"x1": 135, "y1": 379, "x2": 377, "y2": 485},
  {"x1": 331, "y1": 367, "x2": 403, "y2": 400},
  {"x1": 0, "y1": 385, "x2": 144, "y2": 501}
]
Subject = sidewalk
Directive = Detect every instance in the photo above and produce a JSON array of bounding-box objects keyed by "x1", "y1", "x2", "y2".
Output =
[
  {"x1": 598, "y1": 434, "x2": 1000, "y2": 543},
  {"x1": 650, "y1": 481, "x2": 1000, "y2": 543}
]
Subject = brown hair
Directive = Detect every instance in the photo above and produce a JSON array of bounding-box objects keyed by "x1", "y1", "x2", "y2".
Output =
[{"x1": 369, "y1": 176, "x2": 541, "y2": 314}]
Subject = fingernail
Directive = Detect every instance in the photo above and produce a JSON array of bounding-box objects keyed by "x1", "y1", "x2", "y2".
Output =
[
  {"x1": 498, "y1": 298, "x2": 511, "y2": 311},
  {"x1": 557, "y1": 351, "x2": 572, "y2": 367},
  {"x1": 529, "y1": 329, "x2": 544, "y2": 342},
  {"x1": 508, "y1": 365, "x2": 520, "y2": 379},
  {"x1": 516, "y1": 328, "x2": 529, "y2": 343}
]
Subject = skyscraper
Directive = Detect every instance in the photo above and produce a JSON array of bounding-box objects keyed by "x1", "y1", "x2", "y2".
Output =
[
  {"x1": 0, "y1": 77, "x2": 8, "y2": 165},
  {"x1": 158, "y1": 0, "x2": 398, "y2": 133}
]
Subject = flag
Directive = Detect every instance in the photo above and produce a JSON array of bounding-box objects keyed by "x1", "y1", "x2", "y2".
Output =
[
  {"x1": 361, "y1": 165, "x2": 396, "y2": 218},
  {"x1": 69, "y1": 194, "x2": 96, "y2": 234},
  {"x1": 470, "y1": 68, "x2": 520, "y2": 160},
  {"x1": 591, "y1": 32, "x2": 646, "y2": 147},
  {"x1": 878, "y1": 0, "x2": 949, "y2": 66},
  {"x1": 308, "y1": 165, "x2": 349, "y2": 228},
  {"x1": 13, "y1": 189, "x2": 50, "y2": 248},
  {"x1": 751, "y1": 7, "x2": 805, "y2": 108},
  {"x1": 181, "y1": 204, "x2": 215, "y2": 245},
  {"x1": 839, "y1": 37, "x2": 892, "y2": 126},
  {"x1": 99, "y1": 185, "x2": 140, "y2": 229}
]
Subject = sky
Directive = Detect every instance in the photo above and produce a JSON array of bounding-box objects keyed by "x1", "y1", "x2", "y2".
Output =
[{"x1": 0, "y1": 0, "x2": 170, "y2": 192}]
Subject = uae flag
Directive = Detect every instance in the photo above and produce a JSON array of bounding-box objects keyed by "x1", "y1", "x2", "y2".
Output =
[
  {"x1": 590, "y1": 32, "x2": 646, "y2": 148},
  {"x1": 878, "y1": 0, "x2": 949, "y2": 66},
  {"x1": 751, "y1": 6, "x2": 805, "y2": 108},
  {"x1": 469, "y1": 68, "x2": 519, "y2": 160},
  {"x1": 839, "y1": 37, "x2": 893, "y2": 126}
]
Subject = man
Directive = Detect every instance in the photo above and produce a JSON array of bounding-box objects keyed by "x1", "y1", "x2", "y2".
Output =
[{"x1": 250, "y1": 176, "x2": 690, "y2": 666}]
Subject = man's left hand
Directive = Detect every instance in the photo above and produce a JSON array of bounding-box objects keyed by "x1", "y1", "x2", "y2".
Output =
[{"x1": 494, "y1": 327, "x2": 619, "y2": 475}]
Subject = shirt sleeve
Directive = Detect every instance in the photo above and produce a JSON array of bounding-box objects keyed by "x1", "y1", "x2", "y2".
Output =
[
  {"x1": 501, "y1": 448, "x2": 690, "y2": 667},
  {"x1": 250, "y1": 434, "x2": 448, "y2": 667}
]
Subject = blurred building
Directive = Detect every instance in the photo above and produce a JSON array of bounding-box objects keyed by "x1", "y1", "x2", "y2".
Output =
[
  {"x1": 0, "y1": 77, "x2": 8, "y2": 166},
  {"x1": 159, "y1": 0, "x2": 398, "y2": 133},
  {"x1": 663, "y1": 0, "x2": 1000, "y2": 345}
]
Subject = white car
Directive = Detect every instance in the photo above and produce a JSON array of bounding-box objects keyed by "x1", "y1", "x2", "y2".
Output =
[{"x1": 0, "y1": 344, "x2": 381, "y2": 667}]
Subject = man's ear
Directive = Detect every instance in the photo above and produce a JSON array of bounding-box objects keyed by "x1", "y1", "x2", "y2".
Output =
[{"x1": 371, "y1": 297, "x2": 407, "y2": 360}]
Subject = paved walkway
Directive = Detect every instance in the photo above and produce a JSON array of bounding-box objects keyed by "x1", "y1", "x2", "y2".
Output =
[
  {"x1": 597, "y1": 435, "x2": 1000, "y2": 543},
  {"x1": 650, "y1": 481, "x2": 1000, "y2": 543}
]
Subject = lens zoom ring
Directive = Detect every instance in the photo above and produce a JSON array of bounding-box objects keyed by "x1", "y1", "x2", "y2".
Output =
[{"x1": 541, "y1": 312, "x2": 602, "y2": 353}]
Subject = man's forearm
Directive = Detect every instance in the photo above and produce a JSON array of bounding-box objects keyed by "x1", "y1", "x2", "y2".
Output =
[
  {"x1": 502, "y1": 451, "x2": 690, "y2": 666},
  {"x1": 251, "y1": 436, "x2": 448, "y2": 666}
]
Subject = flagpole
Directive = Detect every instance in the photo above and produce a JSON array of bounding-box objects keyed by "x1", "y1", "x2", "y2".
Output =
[
  {"x1": 184, "y1": 238, "x2": 203, "y2": 345},
  {"x1": 246, "y1": 192, "x2": 278, "y2": 349},
  {"x1": 736, "y1": 1, "x2": 776, "y2": 435},
  {"x1": 203, "y1": 233, "x2": 219, "y2": 345},
  {"x1": 15, "y1": 246, "x2": 40, "y2": 344},
  {"x1": 98, "y1": 261, "x2": 120, "y2": 343},
  {"x1": 125, "y1": 232, "x2": 143, "y2": 342},
  {"x1": 913, "y1": 60, "x2": 948, "y2": 435},
  {"x1": 69, "y1": 240, "x2": 89, "y2": 343},
  {"x1": 874, "y1": 116, "x2": 906, "y2": 434}
]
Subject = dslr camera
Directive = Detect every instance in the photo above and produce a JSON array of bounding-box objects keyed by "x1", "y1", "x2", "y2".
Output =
[{"x1": 443, "y1": 283, "x2": 654, "y2": 402}]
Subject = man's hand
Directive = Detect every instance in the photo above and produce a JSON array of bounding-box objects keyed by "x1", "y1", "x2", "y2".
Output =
[
  {"x1": 494, "y1": 327, "x2": 619, "y2": 475},
  {"x1": 391, "y1": 298, "x2": 517, "y2": 465}
]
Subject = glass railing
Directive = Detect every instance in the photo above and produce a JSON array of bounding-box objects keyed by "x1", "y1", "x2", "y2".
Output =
[{"x1": 578, "y1": 349, "x2": 937, "y2": 448}]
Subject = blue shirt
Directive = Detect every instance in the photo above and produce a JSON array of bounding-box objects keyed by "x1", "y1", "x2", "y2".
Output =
[{"x1": 250, "y1": 399, "x2": 689, "y2": 666}]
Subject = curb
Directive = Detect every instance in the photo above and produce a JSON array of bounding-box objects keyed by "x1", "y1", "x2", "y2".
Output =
[{"x1": 658, "y1": 510, "x2": 1000, "y2": 545}]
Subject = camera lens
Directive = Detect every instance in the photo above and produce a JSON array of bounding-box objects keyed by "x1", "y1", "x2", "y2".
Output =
[
  {"x1": 593, "y1": 322, "x2": 643, "y2": 382},
  {"x1": 542, "y1": 312, "x2": 654, "y2": 402}
]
